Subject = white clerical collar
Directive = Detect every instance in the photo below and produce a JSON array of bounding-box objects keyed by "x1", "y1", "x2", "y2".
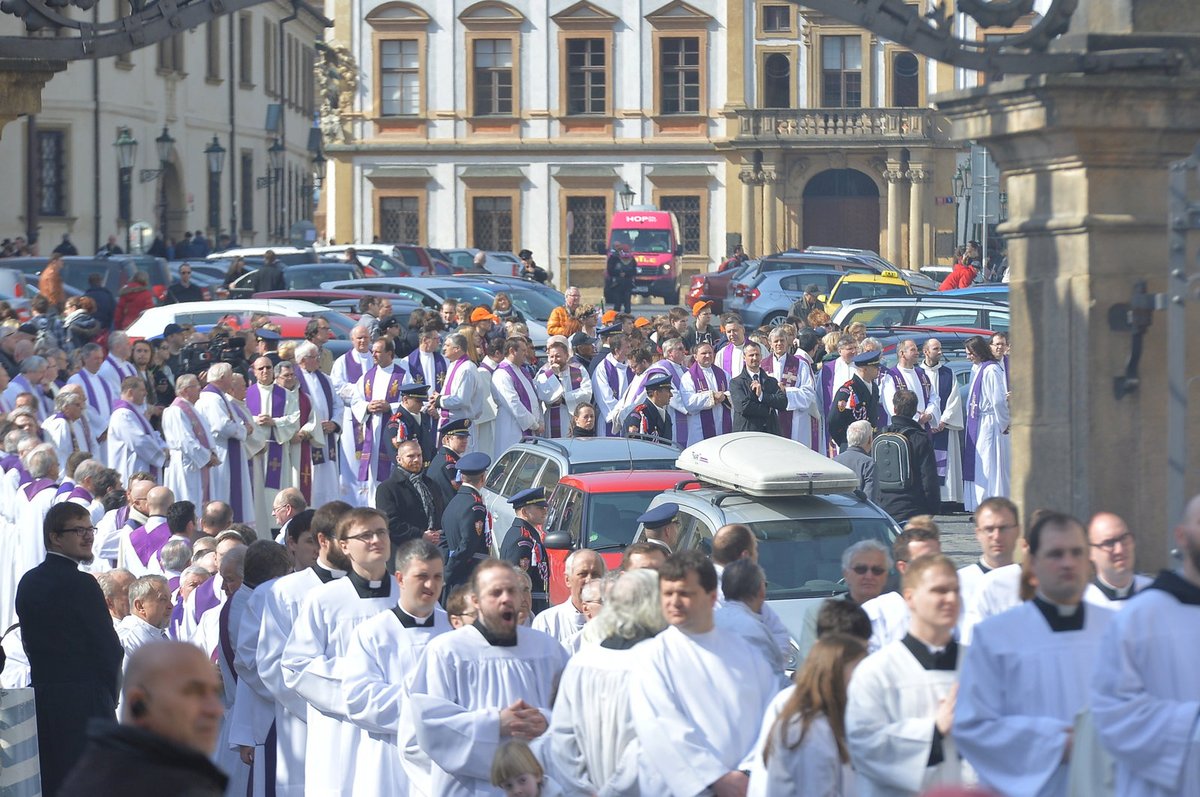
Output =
[
  {"x1": 398, "y1": 604, "x2": 433, "y2": 623},
  {"x1": 1095, "y1": 573, "x2": 1134, "y2": 598},
  {"x1": 1035, "y1": 592, "x2": 1081, "y2": 616},
  {"x1": 316, "y1": 560, "x2": 347, "y2": 578}
]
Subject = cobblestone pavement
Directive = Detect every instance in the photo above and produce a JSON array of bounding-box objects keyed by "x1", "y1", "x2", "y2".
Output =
[{"x1": 932, "y1": 509, "x2": 978, "y2": 568}]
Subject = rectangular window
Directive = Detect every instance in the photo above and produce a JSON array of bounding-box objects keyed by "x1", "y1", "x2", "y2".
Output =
[
  {"x1": 821, "y1": 35, "x2": 862, "y2": 107},
  {"x1": 37, "y1": 130, "x2": 66, "y2": 217},
  {"x1": 473, "y1": 39, "x2": 514, "y2": 116},
  {"x1": 240, "y1": 152, "x2": 254, "y2": 231},
  {"x1": 660, "y1": 37, "x2": 700, "y2": 115},
  {"x1": 116, "y1": 2, "x2": 133, "y2": 66},
  {"x1": 157, "y1": 34, "x2": 184, "y2": 73},
  {"x1": 762, "y1": 5, "x2": 791, "y2": 33},
  {"x1": 206, "y1": 20, "x2": 220, "y2": 80},
  {"x1": 379, "y1": 197, "x2": 421, "y2": 243},
  {"x1": 472, "y1": 196, "x2": 513, "y2": 251},
  {"x1": 239, "y1": 14, "x2": 253, "y2": 86},
  {"x1": 565, "y1": 38, "x2": 606, "y2": 116},
  {"x1": 660, "y1": 195, "x2": 701, "y2": 255},
  {"x1": 566, "y1": 196, "x2": 607, "y2": 255},
  {"x1": 380, "y1": 39, "x2": 420, "y2": 116},
  {"x1": 263, "y1": 20, "x2": 275, "y2": 95}
]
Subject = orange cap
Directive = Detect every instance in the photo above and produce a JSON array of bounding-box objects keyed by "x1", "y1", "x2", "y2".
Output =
[
  {"x1": 470, "y1": 307, "x2": 500, "y2": 323},
  {"x1": 602, "y1": 309, "x2": 619, "y2": 324},
  {"x1": 692, "y1": 300, "x2": 713, "y2": 317}
]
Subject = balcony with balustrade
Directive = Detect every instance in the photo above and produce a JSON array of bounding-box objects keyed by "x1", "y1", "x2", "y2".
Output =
[{"x1": 730, "y1": 107, "x2": 949, "y2": 147}]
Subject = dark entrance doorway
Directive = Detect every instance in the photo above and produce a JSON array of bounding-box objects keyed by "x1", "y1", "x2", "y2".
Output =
[{"x1": 802, "y1": 168, "x2": 880, "y2": 252}]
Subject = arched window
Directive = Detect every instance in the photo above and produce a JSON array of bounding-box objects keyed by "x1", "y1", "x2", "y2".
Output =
[
  {"x1": 892, "y1": 51, "x2": 919, "y2": 107},
  {"x1": 763, "y1": 52, "x2": 791, "y2": 109}
]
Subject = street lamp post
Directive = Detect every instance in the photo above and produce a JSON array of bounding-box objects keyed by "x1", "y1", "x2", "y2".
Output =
[
  {"x1": 256, "y1": 138, "x2": 285, "y2": 242},
  {"x1": 139, "y1": 126, "x2": 175, "y2": 244},
  {"x1": 952, "y1": 161, "x2": 970, "y2": 251},
  {"x1": 618, "y1": 181, "x2": 636, "y2": 211},
  {"x1": 114, "y1": 127, "x2": 137, "y2": 253},
  {"x1": 308, "y1": 150, "x2": 326, "y2": 220},
  {"x1": 204, "y1": 135, "x2": 226, "y2": 236}
]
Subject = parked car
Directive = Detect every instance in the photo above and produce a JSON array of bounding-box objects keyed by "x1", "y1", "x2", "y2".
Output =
[
  {"x1": 443, "y1": 248, "x2": 522, "y2": 277},
  {"x1": 685, "y1": 258, "x2": 758, "y2": 313},
  {"x1": 820, "y1": 270, "x2": 914, "y2": 317},
  {"x1": 805, "y1": 246, "x2": 938, "y2": 292},
  {"x1": 250, "y1": 289, "x2": 421, "y2": 319},
  {"x1": 728, "y1": 253, "x2": 877, "y2": 304},
  {"x1": 124, "y1": 298, "x2": 354, "y2": 340},
  {"x1": 540, "y1": 469, "x2": 690, "y2": 604},
  {"x1": 206, "y1": 246, "x2": 315, "y2": 265},
  {"x1": 638, "y1": 433, "x2": 901, "y2": 660},
  {"x1": 482, "y1": 436, "x2": 681, "y2": 552},
  {"x1": 723, "y1": 268, "x2": 847, "y2": 328},
  {"x1": 831, "y1": 295, "x2": 1010, "y2": 334},
  {"x1": 939, "y1": 284, "x2": 1009, "y2": 301},
  {"x1": 873, "y1": 325, "x2": 996, "y2": 366},
  {"x1": 226, "y1": 263, "x2": 362, "y2": 298},
  {"x1": 315, "y1": 244, "x2": 458, "y2": 276},
  {"x1": 4, "y1": 254, "x2": 173, "y2": 302}
]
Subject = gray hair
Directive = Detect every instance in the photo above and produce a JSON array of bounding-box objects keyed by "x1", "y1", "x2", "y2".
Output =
[
  {"x1": 25, "y1": 444, "x2": 58, "y2": 478},
  {"x1": 841, "y1": 538, "x2": 893, "y2": 571},
  {"x1": 3, "y1": 429, "x2": 25, "y2": 453},
  {"x1": 181, "y1": 564, "x2": 213, "y2": 583},
  {"x1": 80, "y1": 342, "x2": 104, "y2": 360},
  {"x1": 96, "y1": 568, "x2": 134, "y2": 601},
  {"x1": 207, "y1": 362, "x2": 232, "y2": 381},
  {"x1": 721, "y1": 559, "x2": 765, "y2": 603},
  {"x1": 273, "y1": 361, "x2": 295, "y2": 378},
  {"x1": 128, "y1": 574, "x2": 168, "y2": 606},
  {"x1": 351, "y1": 323, "x2": 372, "y2": 338},
  {"x1": 20, "y1": 355, "x2": 46, "y2": 375},
  {"x1": 445, "y1": 333, "x2": 468, "y2": 351},
  {"x1": 108, "y1": 331, "x2": 129, "y2": 348},
  {"x1": 661, "y1": 338, "x2": 685, "y2": 356},
  {"x1": 54, "y1": 390, "x2": 83, "y2": 412},
  {"x1": 175, "y1": 374, "x2": 199, "y2": 392},
  {"x1": 859, "y1": 337, "x2": 882, "y2": 353},
  {"x1": 846, "y1": 420, "x2": 874, "y2": 449},
  {"x1": 159, "y1": 538, "x2": 193, "y2": 573},
  {"x1": 72, "y1": 458, "x2": 106, "y2": 485},
  {"x1": 293, "y1": 341, "x2": 318, "y2": 361},
  {"x1": 585, "y1": 569, "x2": 666, "y2": 643}
]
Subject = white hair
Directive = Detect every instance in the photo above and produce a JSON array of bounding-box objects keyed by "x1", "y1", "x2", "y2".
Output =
[
  {"x1": 583, "y1": 569, "x2": 665, "y2": 643},
  {"x1": 175, "y1": 374, "x2": 200, "y2": 392},
  {"x1": 293, "y1": 341, "x2": 318, "y2": 361},
  {"x1": 54, "y1": 390, "x2": 83, "y2": 411},
  {"x1": 841, "y1": 538, "x2": 893, "y2": 571},
  {"x1": 207, "y1": 362, "x2": 232, "y2": 381},
  {"x1": 846, "y1": 420, "x2": 873, "y2": 449}
]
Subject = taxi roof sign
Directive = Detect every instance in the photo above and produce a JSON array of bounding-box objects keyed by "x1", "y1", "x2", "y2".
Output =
[{"x1": 676, "y1": 433, "x2": 859, "y2": 497}]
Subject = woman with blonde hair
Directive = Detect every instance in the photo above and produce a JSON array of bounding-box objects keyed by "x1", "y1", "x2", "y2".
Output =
[
  {"x1": 751, "y1": 633, "x2": 867, "y2": 795},
  {"x1": 454, "y1": 324, "x2": 482, "y2": 363}
]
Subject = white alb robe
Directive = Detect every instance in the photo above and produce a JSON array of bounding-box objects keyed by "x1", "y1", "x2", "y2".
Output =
[
  {"x1": 713, "y1": 601, "x2": 790, "y2": 683},
  {"x1": 195, "y1": 388, "x2": 253, "y2": 522},
  {"x1": 68, "y1": 368, "x2": 116, "y2": 448},
  {"x1": 115, "y1": 516, "x2": 172, "y2": 578},
  {"x1": 678, "y1": 365, "x2": 733, "y2": 444},
  {"x1": 281, "y1": 574, "x2": 398, "y2": 797},
  {"x1": 98, "y1": 354, "x2": 136, "y2": 396},
  {"x1": 631, "y1": 625, "x2": 779, "y2": 796},
  {"x1": 534, "y1": 363, "x2": 593, "y2": 439},
  {"x1": 331, "y1": 349, "x2": 373, "y2": 503},
  {"x1": 229, "y1": 581, "x2": 278, "y2": 797},
  {"x1": 769, "y1": 353, "x2": 822, "y2": 450},
  {"x1": 437, "y1": 356, "x2": 480, "y2": 433},
  {"x1": 116, "y1": 613, "x2": 168, "y2": 660},
  {"x1": 473, "y1": 359, "x2": 500, "y2": 459},
  {"x1": 1083, "y1": 574, "x2": 1154, "y2": 609},
  {"x1": 881, "y1": 365, "x2": 941, "y2": 426},
  {"x1": 963, "y1": 362, "x2": 1010, "y2": 510},
  {"x1": 42, "y1": 414, "x2": 90, "y2": 475},
  {"x1": 531, "y1": 601, "x2": 587, "y2": 647},
  {"x1": 350, "y1": 364, "x2": 404, "y2": 507},
  {"x1": 862, "y1": 590, "x2": 911, "y2": 653},
  {"x1": 342, "y1": 606, "x2": 451, "y2": 797},
  {"x1": 961, "y1": 562, "x2": 1022, "y2": 645},
  {"x1": 955, "y1": 600, "x2": 1115, "y2": 797},
  {"x1": 410, "y1": 624, "x2": 568, "y2": 797},
  {"x1": 2, "y1": 482, "x2": 60, "y2": 630},
  {"x1": 1091, "y1": 577, "x2": 1200, "y2": 797},
  {"x1": 490, "y1": 361, "x2": 541, "y2": 456},
  {"x1": 246, "y1": 382, "x2": 301, "y2": 531},
  {"x1": 591, "y1": 354, "x2": 631, "y2": 437},
  {"x1": 106, "y1": 403, "x2": 166, "y2": 483},
  {"x1": 921, "y1": 361, "x2": 964, "y2": 503},
  {"x1": 161, "y1": 402, "x2": 211, "y2": 508},
  {"x1": 298, "y1": 368, "x2": 345, "y2": 508},
  {"x1": 213, "y1": 585, "x2": 252, "y2": 797},
  {"x1": 177, "y1": 571, "x2": 227, "y2": 644},
  {"x1": 845, "y1": 638, "x2": 972, "y2": 797}
]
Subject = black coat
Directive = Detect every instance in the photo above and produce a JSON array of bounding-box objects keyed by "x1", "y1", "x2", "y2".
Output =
[
  {"x1": 499, "y1": 518, "x2": 549, "y2": 613},
  {"x1": 442, "y1": 485, "x2": 490, "y2": 593},
  {"x1": 426, "y1": 446, "x2": 460, "y2": 510},
  {"x1": 877, "y1": 416, "x2": 941, "y2": 523},
  {"x1": 15, "y1": 554, "x2": 124, "y2": 797},
  {"x1": 729, "y1": 369, "x2": 788, "y2": 433},
  {"x1": 244, "y1": 263, "x2": 286, "y2": 293},
  {"x1": 386, "y1": 406, "x2": 437, "y2": 464},
  {"x1": 164, "y1": 282, "x2": 204, "y2": 304},
  {"x1": 623, "y1": 402, "x2": 672, "y2": 443},
  {"x1": 826, "y1": 375, "x2": 881, "y2": 452},
  {"x1": 85, "y1": 286, "x2": 116, "y2": 329},
  {"x1": 375, "y1": 468, "x2": 445, "y2": 549},
  {"x1": 59, "y1": 720, "x2": 228, "y2": 797}
]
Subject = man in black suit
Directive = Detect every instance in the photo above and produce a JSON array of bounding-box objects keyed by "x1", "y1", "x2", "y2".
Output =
[
  {"x1": 730, "y1": 342, "x2": 789, "y2": 433},
  {"x1": 386, "y1": 382, "x2": 438, "y2": 465},
  {"x1": 426, "y1": 418, "x2": 471, "y2": 509},
  {"x1": 624, "y1": 371, "x2": 674, "y2": 443},
  {"x1": 827, "y1": 350, "x2": 883, "y2": 453},
  {"x1": 15, "y1": 502, "x2": 125, "y2": 797},
  {"x1": 440, "y1": 452, "x2": 492, "y2": 602},
  {"x1": 375, "y1": 439, "x2": 444, "y2": 560}
]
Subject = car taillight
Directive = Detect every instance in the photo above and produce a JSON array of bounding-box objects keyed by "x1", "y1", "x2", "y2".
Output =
[
  {"x1": 732, "y1": 284, "x2": 744, "y2": 297},
  {"x1": 363, "y1": 266, "x2": 380, "y2": 277},
  {"x1": 747, "y1": 287, "x2": 760, "y2": 302},
  {"x1": 12, "y1": 282, "x2": 22, "y2": 298},
  {"x1": 511, "y1": 263, "x2": 518, "y2": 277},
  {"x1": 152, "y1": 285, "x2": 167, "y2": 301}
]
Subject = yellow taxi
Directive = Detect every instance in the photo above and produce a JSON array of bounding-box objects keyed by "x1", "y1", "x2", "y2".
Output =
[{"x1": 820, "y1": 270, "x2": 913, "y2": 317}]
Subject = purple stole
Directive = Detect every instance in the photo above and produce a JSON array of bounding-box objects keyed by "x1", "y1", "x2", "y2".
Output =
[
  {"x1": 22, "y1": 478, "x2": 57, "y2": 501},
  {"x1": 963, "y1": 361, "x2": 1000, "y2": 483},
  {"x1": 406, "y1": 350, "x2": 447, "y2": 390},
  {"x1": 78, "y1": 368, "x2": 114, "y2": 412},
  {"x1": 771, "y1": 354, "x2": 818, "y2": 445},
  {"x1": 1002, "y1": 353, "x2": 1010, "y2": 391},
  {"x1": 246, "y1": 384, "x2": 288, "y2": 490},
  {"x1": 167, "y1": 574, "x2": 180, "y2": 594},
  {"x1": 55, "y1": 479, "x2": 74, "y2": 499},
  {"x1": 67, "y1": 485, "x2": 94, "y2": 505},
  {"x1": 539, "y1": 364, "x2": 585, "y2": 438},
  {"x1": 218, "y1": 598, "x2": 237, "y2": 683},
  {"x1": 498, "y1": 362, "x2": 535, "y2": 435},
  {"x1": 296, "y1": 389, "x2": 313, "y2": 503},
  {"x1": 687, "y1": 363, "x2": 732, "y2": 437},
  {"x1": 885, "y1": 366, "x2": 933, "y2": 432},
  {"x1": 439, "y1": 357, "x2": 471, "y2": 428},
  {"x1": 172, "y1": 397, "x2": 213, "y2": 503},
  {"x1": 106, "y1": 354, "x2": 136, "y2": 382},
  {"x1": 128, "y1": 518, "x2": 170, "y2": 568},
  {"x1": 299, "y1": 370, "x2": 338, "y2": 453},
  {"x1": 168, "y1": 600, "x2": 185, "y2": 640},
  {"x1": 929, "y1": 365, "x2": 954, "y2": 478},
  {"x1": 191, "y1": 576, "x2": 221, "y2": 624},
  {"x1": 601, "y1": 358, "x2": 633, "y2": 436},
  {"x1": 359, "y1": 366, "x2": 405, "y2": 481},
  {"x1": 112, "y1": 398, "x2": 153, "y2": 434},
  {"x1": 716, "y1": 343, "x2": 741, "y2": 379},
  {"x1": 480, "y1": 359, "x2": 497, "y2": 375},
  {"x1": 202, "y1": 384, "x2": 247, "y2": 520}
]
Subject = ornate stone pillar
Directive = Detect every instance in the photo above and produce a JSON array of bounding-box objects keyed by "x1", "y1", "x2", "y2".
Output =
[
  {"x1": 739, "y1": 167, "x2": 758, "y2": 255},
  {"x1": 882, "y1": 164, "x2": 906, "y2": 266},
  {"x1": 0, "y1": 59, "x2": 66, "y2": 139},
  {"x1": 906, "y1": 166, "x2": 929, "y2": 269},
  {"x1": 761, "y1": 169, "x2": 779, "y2": 256}
]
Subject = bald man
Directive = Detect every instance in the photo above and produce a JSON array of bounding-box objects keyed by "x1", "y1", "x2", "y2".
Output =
[
  {"x1": 117, "y1": 485, "x2": 176, "y2": 577},
  {"x1": 58, "y1": 641, "x2": 227, "y2": 796},
  {"x1": 1083, "y1": 512, "x2": 1152, "y2": 607},
  {"x1": 531, "y1": 549, "x2": 606, "y2": 646}
]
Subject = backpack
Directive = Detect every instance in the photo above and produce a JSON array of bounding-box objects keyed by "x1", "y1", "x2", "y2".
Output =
[{"x1": 873, "y1": 430, "x2": 914, "y2": 492}]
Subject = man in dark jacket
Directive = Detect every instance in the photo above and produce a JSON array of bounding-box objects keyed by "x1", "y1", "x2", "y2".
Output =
[
  {"x1": 164, "y1": 263, "x2": 204, "y2": 304},
  {"x1": 623, "y1": 371, "x2": 674, "y2": 442},
  {"x1": 85, "y1": 272, "x2": 117, "y2": 329},
  {"x1": 58, "y1": 640, "x2": 227, "y2": 797},
  {"x1": 244, "y1": 249, "x2": 287, "y2": 293},
  {"x1": 375, "y1": 439, "x2": 444, "y2": 554},
  {"x1": 730, "y1": 342, "x2": 789, "y2": 433},
  {"x1": 440, "y1": 451, "x2": 491, "y2": 601},
  {"x1": 426, "y1": 418, "x2": 470, "y2": 509},
  {"x1": 827, "y1": 349, "x2": 883, "y2": 452},
  {"x1": 877, "y1": 388, "x2": 940, "y2": 523},
  {"x1": 15, "y1": 502, "x2": 125, "y2": 796},
  {"x1": 834, "y1": 419, "x2": 880, "y2": 504}
]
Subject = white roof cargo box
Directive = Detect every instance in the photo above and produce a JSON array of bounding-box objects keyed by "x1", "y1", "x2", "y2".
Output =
[{"x1": 676, "y1": 433, "x2": 859, "y2": 497}]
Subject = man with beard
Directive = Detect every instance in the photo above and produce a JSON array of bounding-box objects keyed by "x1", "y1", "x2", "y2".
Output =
[
  {"x1": 376, "y1": 439, "x2": 443, "y2": 553},
  {"x1": 411, "y1": 559, "x2": 567, "y2": 797}
]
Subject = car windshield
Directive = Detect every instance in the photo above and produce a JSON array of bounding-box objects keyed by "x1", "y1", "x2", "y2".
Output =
[
  {"x1": 572, "y1": 458, "x2": 679, "y2": 474},
  {"x1": 503, "y1": 289, "x2": 559, "y2": 321},
  {"x1": 305, "y1": 310, "x2": 354, "y2": 338},
  {"x1": 610, "y1": 229, "x2": 671, "y2": 253},
  {"x1": 750, "y1": 517, "x2": 896, "y2": 600},
  {"x1": 583, "y1": 490, "x2": 666, "y2": 551}
]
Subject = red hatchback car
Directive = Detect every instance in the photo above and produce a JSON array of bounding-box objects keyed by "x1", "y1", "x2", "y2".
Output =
[{"x1": 540, "y1": 469, "x2": 691, "y2": 605}]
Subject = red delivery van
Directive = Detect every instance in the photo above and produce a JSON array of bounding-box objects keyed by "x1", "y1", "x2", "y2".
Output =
[{"x1": 606, "y1": 208, "x2": 684, "y2": 304}]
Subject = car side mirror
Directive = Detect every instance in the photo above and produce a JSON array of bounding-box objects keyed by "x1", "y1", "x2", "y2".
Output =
[
  {"x1": 543, "y1": 530, "x2": 573, "y2": 550},
  {"x1": 674, "y1": 244, "x2": 684, "y2": 256}
]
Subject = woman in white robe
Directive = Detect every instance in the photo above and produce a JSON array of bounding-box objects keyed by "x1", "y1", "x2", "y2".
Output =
[{"x1": 962, "y1": 336, "x2": 1010, "y2": 511}]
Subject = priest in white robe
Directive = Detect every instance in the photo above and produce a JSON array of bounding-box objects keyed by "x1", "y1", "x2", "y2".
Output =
[
  {"x1": 68, "y1": 344, "x2": 117, "y2": 457},
  {"x1": 767, "y1": 328, "x2": 821, "y2": 450},
  {"x1": 531, "y1": 549, "x2": 605, "y2": 646},
  {"x1": 1083, "y1": 511, "x2": 1154, "y2": 609},
  {"x1": 490, "y1": 337, "x2": 542, "y2": 455},
  {"x1": 246, "y1": 357, "x2": 302, "y2": 532},
  {"x1": 106, "y1": 376, "x2": 167, "y2": 484},
  {"x1": 98, "y1": 331, "x2": 137, "y2": 394},
  {"x1": 117, "y1": 495, "x2": 172, "y2": 578},
  {"x1": 956, "y1": 512, "x2": 1114, "y2": 797},
  {"x1": 472, "y1": 352, "x2": 500, "y2": 459},
  {"x1": 282, "y1": 508, "x2": 400, "y2": 797},
  {"x1": 330, "y1": 324, "x2": 374, "y2": 503},
  {"x1": 115, "y1": 574, "x2": 172, "y2": 661},
  {"x1": 2, "y1": 356, "x2": 48, "y2": 421},
  {"x1": 2, "y1": 446, "x2": 60, "y2": 631},
  {"x1": 432, "y1": 333, "x2": 480, "y2": 444},
  {"x1": 962, "y1": 338, "x2": 1010, "y2": 510},
  {"x1": 533, "y1": 339, "x2": 592, "y2": 439},
  {"x1": 1091, "y1": 495, "x2": 1200, "y2": 797},
  {"x1": 591, "y1": 336, "x2": 633, "y2": 437},
  {"x1": 342, "y1": 540, "x2": 451, "y2": 796},
  {"x1": 162, "y1": 374, "x2": 219, "y2": 509},
  {"x1": 195, "y1": 363, "x2": 254, "y2": 524},
  {"x1": 846, "y1": 554, "x2": 972, "y2": 797},
  {"x1": 631, "y1": 552, "x2": 777, "y2": 797},
  {"x1": 881, "y1": 339, "x2": 941, "y2": 429},
  {"x1": 679, "y1": 342, "x2": 734, "y2": 444},
  {"x1": 715, "y1": 318, "x2": 752, "y2": 380},
  {"x1": 863, "y1": 528, "x2": 943, "y2": 653},
  {"x1": 961, "y1": 562, "x2": 1023, "y2": 645},
  {"x1": 920, "y1": 338, "x2": 964, "y2": 504},
  {"x1": 42, "y1": 390, "x2": 91, "y2": 475},
  {"x1": 410, "y1": 559, "x2": 568, "y2": 797},
  {"x1": 350, "y1": 339, "x2": 407, "y2": 507},
  {"x1": 295, "y1": 341, "x2": 344, "y2": 508}
]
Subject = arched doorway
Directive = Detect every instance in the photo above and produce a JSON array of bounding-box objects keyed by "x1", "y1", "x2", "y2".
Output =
[{"x1": 802, "y1": 168, "x2": 880, "y2": 252}]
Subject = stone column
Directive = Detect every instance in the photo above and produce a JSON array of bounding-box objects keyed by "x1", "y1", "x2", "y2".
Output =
[
  {"x1": 761, "y1": 169, "x2": 778, "y2": 256},
  {"x1": 938, "y1": 70, "x2": 1200, "y2": 569},
  {"x1": 906, "y1": 166, "x2": 929, "y2": 269},
  {"x1": 739, "y1": 167, "x2": 758, "y2": 255},
  {"x1": 0, "y1": 59, "x2": 66, "y2": 139},
  {"x1": 883, "y1": 164, "x2": 906, "y2": 266}
]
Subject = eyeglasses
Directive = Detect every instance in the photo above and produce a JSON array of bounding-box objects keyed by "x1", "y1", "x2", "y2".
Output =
[
  {"x1": 346, "y1": 529, "x2": 389, "y2": 543},
  {"x1": 850, "y1": 565, "x2": 887, "y2": 576},
  {"x1": 1090, "y1": 531, "x2": 1134, "y2": 552},
  {"x1": 60, "y1": 525, "x2": 97, "y2": 535}
]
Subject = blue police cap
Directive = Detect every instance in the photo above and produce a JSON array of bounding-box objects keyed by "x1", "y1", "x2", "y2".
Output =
[
  {"x1": 254, "y1": 328, "x2": 281, "y2": 341},
  {"x1": 597, "y1": 322, "x2": 622, "y2": 335},
  {"x1": 638, "y1": 502, "x2": 679, "y2": 529},
  {"x1": 400, "y1": 382, "x2": 431, "y2": 396},
  {"x1": 508, "y1": 487, "x2": 546, "y2": 508},
  {"x1": 441, "y1": 418, "x2": 472, "y2": 436},
  {"x1": 853, "y1": 350, "x2": 881, "y2": 366},
  {"x1": 644, "y1": 372, "x2": 673, "y2": 391},
  {"x1": 456, "y1": 452, "x2": 491, "y2": 475}
]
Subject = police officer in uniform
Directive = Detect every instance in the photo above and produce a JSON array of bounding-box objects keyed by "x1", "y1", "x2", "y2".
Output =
[
  {"x1": 441, "y1": 451, "x2": 491, "y2": 602},
  {"x1": 499, "y1": 487, "x2": 550, "y2": 614},
  {"x1": 427, "y1": 418, "x2": 471, "y2": 509},
  {"x1": 826, "y1": 349, "x2": 882, "y2": 453},
  {"x1": 637, "y1": 502, "x2": 681, "y2": 554},
  {"x1": 386, "y1": 382, "x2": 438, "y2": 464},
  {"x1": 255, "y1": 328, "x2": 283, "y2": 366},
  {"x1": 623, "y1": 371, "x2": 674, "y2": 443}
]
